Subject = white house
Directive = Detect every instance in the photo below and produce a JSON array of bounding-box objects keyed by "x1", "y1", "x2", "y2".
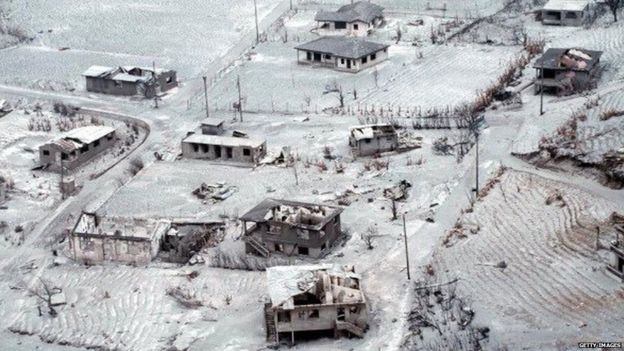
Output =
[
  {"x1": 295, "y1": 36, "x2": 389, "y2": 73},
  {"x1": 540, "y1": 0, "x2": 591, "y2": 26},
  {"x1": 315, "y1": 1, "x2": 384, "y2": 37}
]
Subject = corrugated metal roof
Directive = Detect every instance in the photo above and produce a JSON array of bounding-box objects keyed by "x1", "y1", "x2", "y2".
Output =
[
  {"x1": 315, "y1": 1, "x2": 384, "y2": 23},
  {"x1": 183, "y1": 134, "x2": 265, "y2": 148},
  {"x1": 111, "y1": 73, "x2": 149, "y2": 83},
  {"x1": 295, "y1": 36, "x2": 388, "y2": 59},
  {"x1": 533, "y1": 48, "x2": 602, "y2": 71},
  {"x1": 64, "y1": 126, "x2": 116, "y2": 144},
  {"x1": 82, "y1": 65, "x2": 115, "y2": 78},
  {"x1": 542, "y1": 0, "x2": 590, "y2": 12}
]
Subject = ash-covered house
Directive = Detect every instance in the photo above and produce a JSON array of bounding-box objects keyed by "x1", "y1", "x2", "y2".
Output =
[
  {"x1": 181, "y1": 133, "x2": 266, "y2": 165},
  {"x1": 264, "y1": 264, "x2": 367, "y2": 345},
  {"x1": 534, "y1": 48, "x2": 602, "y2": 94},
  {"x1": 69, "y1": 212, "x2": 171, "y2": 265},
  {"x1": 295, "y1": 36, "x2": 389, "y2": 73},
  {"x1": 315, "y1": 1, "x2": 384, "y2": 37},
  {"x1": 607, "y1": 223, "x2": 624, "y2": 281},
  {"x1": 540, "y1": 0, "x2": 591, "y2": 26},
  {"x1": 240, "y1": 199, "x2": 343, "y2": 258},
  {"x1": 83, "y1": 65, "x2": 177, "y2": 97},
  {"x1": 39, "y1": 126, "x2": 116, "y2": 172},
  {"x1": 349, "y1": 124, "x2": 398, "y2": 156}
]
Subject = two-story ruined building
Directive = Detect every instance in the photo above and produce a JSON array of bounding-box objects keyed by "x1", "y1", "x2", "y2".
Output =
[
  {"x1": 39, "y1": 126, "x2": 116, "y2": 172},
  {"x1": 534, "y1": 48, "x2": 602, "y2": 94},
  {"x1": 240, "y1": 199, "x2": 343, "y2": 258},
  {"x1": 264, "y1": 264, "x2": 368, "y2": 345}
]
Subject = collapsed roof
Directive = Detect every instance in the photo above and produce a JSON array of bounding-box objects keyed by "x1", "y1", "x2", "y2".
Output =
[
  {"x1": 315, "y1": 1, "x2": 384, "y2": 23},
  {"x1": 295, "y1": 36, "x2": 389, "y2": 59},
  {"x1": 350, "y1": 124, "x2": 397, "y2": 141},
  {"x1": 266, "y1": 264, "x2": 365, "y2": 310},
  {"x1": 73, "y1": 212, "x2": 170, "y2": 242},
  {"x1": 82, "y1": 65, "x2": 171, "y2": 82},
  {"x1": 47, "y1": 126, "x2": 116, "y2": 152},
  {"x1": 239, "y1": 198, "x2": 343, "y2": 229},
  {"x1": 534, "y1": 48, "x2": 602, "y2": 71}
]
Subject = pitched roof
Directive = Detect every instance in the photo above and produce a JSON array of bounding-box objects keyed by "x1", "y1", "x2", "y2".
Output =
[
  {"x1": 295, "y1": 36, "x2": 388, "y2": 59},
  {"x1": 83, "y1": 65, "x2": 115, "y2": 78},
  {"x1": 64, "y1": 126, "x2": 116, "y2": 144},
  {"x1": 315, "y1": 1, "x2": 384, "y2": 23},
  {"x1": 350, "y1": 124, "x2": 397, "y2": 141},
  {"x1": 542, "y1": 0, "x2": 590, "y2": 12},
  {"x1": 533, "y1": 48, "x2": 602, "y2": 71},
  {"x1": 182, "y1": 134, "x2": 265, "y2": 148}
]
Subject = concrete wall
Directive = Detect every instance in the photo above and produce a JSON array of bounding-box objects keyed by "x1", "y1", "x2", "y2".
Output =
[
  {"x1": 86, "y1": 77, "x2": 139, "y2": 96},
  {"x1": 39, "y1": 131, "x2": 116, "y2": 171},
  {"x1": 157, "y1": 71, "x2": 178, "y2": 92},
  {"x1": 69, "y1": 235, "x2": 157, "y2": 265},
  {"x1": 299, "y1": 48, "x2": 388, "y2": 73},
  {"x1": 541, "y1": 9, "x2": 586, "y2": 26},
  {"x1": 535, "y1": 68, "x2": 595, "y2": 93},
  {"x1": 350, "y1": 134, "x2": 398, "y2": 156},
  {"x1": 274, "y1": 302, "x2": 367, "y2": 333},
  {"x1": 249, "y1": 215, "x2": 342, "y2": 258},
  {"x1": 319, "y1": 19, "x2": 381, "y2": 37},
  {"x1": 181, "y1": 141, "x2": 266, "y2": 164}
]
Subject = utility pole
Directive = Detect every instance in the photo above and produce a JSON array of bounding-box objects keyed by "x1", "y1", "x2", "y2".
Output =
[
  {"x1": 236, "y1": 75, "x2": 243, "y2": 122},
  {"x1": 539, "y1": 67, "x2": 544, "y2": 115},
  {"x1": 152, "y1": 61, "x2": 159, "y2": 109},
  {"x1": 60, "y1": 160, "x2": 65, "y2": 200},
  {"x1": 403, "y1": 214, "x2": 411, "y2": 280},
  {"x1": 290, "y1": 0, "x2": 293, "y2": 10},
  {"x1": 203, "y1": 76, "x2": 210, "y2": 118},
  {"x1": 475, "y1": 130, "x2": 479, "y2": 196},
  {"x1": 253, "y1": 0, "x2": 260, "y2": 44}
]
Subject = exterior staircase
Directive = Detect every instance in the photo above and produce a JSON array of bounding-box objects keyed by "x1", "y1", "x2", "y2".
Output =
[
  {"x1": 335, "y1": 320, "x2": 365, "y2": 338},
  {"x1": 264, "y1": 303, "x2": 277, "y2": 342},
  {"x1": 244, "y1": 235, "x2": 270, "y2": 257}
]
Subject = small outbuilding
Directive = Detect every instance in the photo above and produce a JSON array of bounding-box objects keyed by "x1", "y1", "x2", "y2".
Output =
[
  {"x1": 607, "y1": 224, "x2": 624, "y2": 282},
  {"x1": 69, "y1": 212, "x2": 171, "y2": 265},
  {"x1": 540, "y1": 0, "x2": 591, "y2": 26},
  {"x1": 264, "y1": 264, "x2": 367, "y2": 345},
  {"x1": 83, "y1": 65, "x2": 177, "y2": 97},
  {"x1": 349, "y1": 124, "x2": 398, "y2": 156},
  {"x1": 295, "y1": 36, "x2": 389, "y2": 73},
  {"x1": 534, "y1": 48, "x2": 602, "y2": 94},
  {"x1": 240, "y1": 199, "x2": 343, "y2": 258},
  {"x1": 181, "y1": 134, "x2": 267, "y2": 165},
  {"x1": 315, "y1": 1, "x2": 384, "y2": 37},
  {"x1": 39, "y1": 126, "x2": 116, "y2": 172},
  {"x1": 200, "y1": 118, "x2": 225, "y2": 135}
]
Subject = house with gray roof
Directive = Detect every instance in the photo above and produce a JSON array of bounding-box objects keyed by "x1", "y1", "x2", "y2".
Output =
[
  {"x1": 181, "y1": 133, "x2": 267, "y2": 165},
  {"x1": 83, "y1": 65, "x2": 177, "y2": 97},
  {"x1": 39, "y1": 125, "x2": 117, "y2": 172},
  {"x1": 315, "y1": 1, "x2": 384, "y2": 36},
  {"x1": 540, "y1": 0, "x2": 592, "y2": 26},
  {"x1": 534, "y1": 48, "x2": 602, "y2": 94},
  {"x1": 295, "y1": 36, "x2": 389, "y2": 72},
  {"x1": 240, "y1": 199, "x2": 344, "y2": 258}
]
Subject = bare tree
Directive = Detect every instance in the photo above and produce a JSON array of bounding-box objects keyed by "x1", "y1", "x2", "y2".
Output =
[
  {"x1": 325, "y1": 80, "x2": 345, "y2": 108},
  {"x1": 361, "y1": 226, "x2": 379, "y2": 250},
  {"x1": 28, "y1": 278, "x2": 59, "y2": 317},
  {"x1": 606, "y1": 0, "x2": 623, "y2": 22}
]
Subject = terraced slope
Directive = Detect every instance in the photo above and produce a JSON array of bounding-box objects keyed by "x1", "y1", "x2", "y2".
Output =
[{"x1": 433, "y1": 170, "x2": 624, "y2": 348}]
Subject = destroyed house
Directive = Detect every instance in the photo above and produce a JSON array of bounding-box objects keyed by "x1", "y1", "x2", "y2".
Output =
[
  {"x1": 315, "y1": 1, "x2": 384, "y2": 37},
  {"x1": 39, "y1": 126, "x2": 116, "y2": 171},
  {"x1": 349, "y1": 124, "x2": 398, "y2": 156},
  {"x1": 240, "y1": 199, "x2": 343, "y2": 258},
  {"x1": 540, "y1": 0, "x2": 591, "y2": 26},
  {"x1": 295, "y1": 36, "x2": 389, "y2": 73},
  {"x1": 607, "y1": 223, "x2": 624, "y2": 281},
  {"x1": 83, "y1": 65, "x2": 177, "y2": 97},
  {"x1": 534, "y1": 48, "x2": 602, "y2": 94},
  {"x1": 264, "y1": 265, "x2": 367, "y2": 345},
  {"x1": 69, "y1": 212, "x2": 170, "y2": 265},
  {"x1": 181, "y1": 134, "x2": 266, "y2": 165}
]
